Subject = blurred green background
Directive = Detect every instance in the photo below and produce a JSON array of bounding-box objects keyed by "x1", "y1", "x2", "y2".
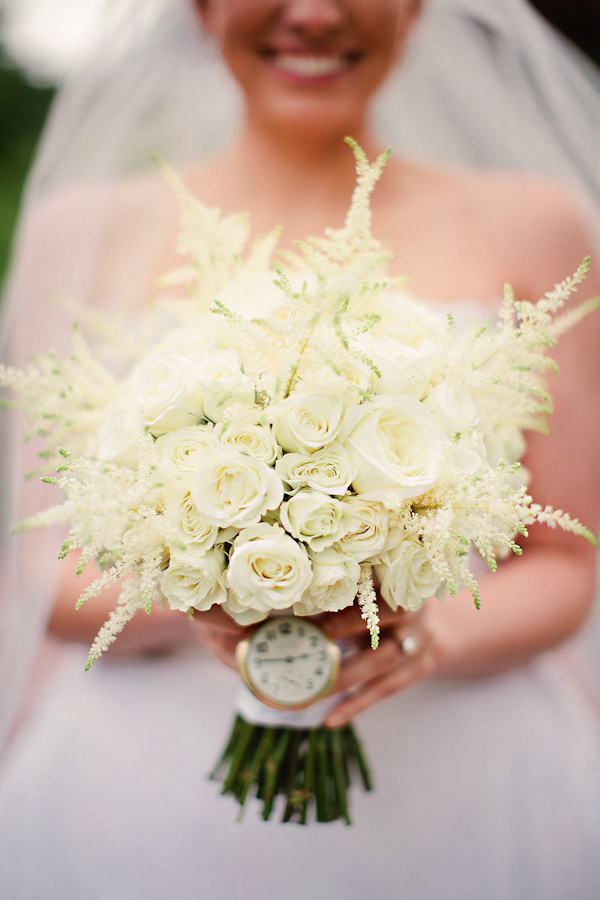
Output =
[{"x1": 0, "y1": 56, "x2": 54, "y2": 291}]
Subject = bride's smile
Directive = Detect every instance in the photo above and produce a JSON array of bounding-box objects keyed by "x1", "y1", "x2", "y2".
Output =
[
  {"x1": 260, "y1": 49, "x2": 358, "y2": 83},
  {"x1": 197, "y1": 0, "x2": 421, "y2": 137}
]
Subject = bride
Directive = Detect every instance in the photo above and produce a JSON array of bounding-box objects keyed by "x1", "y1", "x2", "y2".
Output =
[{"x1": 1, "y1": 1, "x2": 599, "y2": 898}]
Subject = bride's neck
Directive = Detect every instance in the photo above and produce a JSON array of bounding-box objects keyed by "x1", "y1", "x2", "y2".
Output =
[{"x1": 218, "y1": 121, "x2": 384, "y2": 220}]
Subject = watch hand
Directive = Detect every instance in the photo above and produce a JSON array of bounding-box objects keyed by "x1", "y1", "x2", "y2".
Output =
[
  {"x1": 260, "y1": 653, "x2": 315, "y2": 663},
  {"x1": 281, "y1": 674, "x2": 303, "y2": 687},
  {"x1": 259, "y1": 656, "x2": 297, "y2": 663}
]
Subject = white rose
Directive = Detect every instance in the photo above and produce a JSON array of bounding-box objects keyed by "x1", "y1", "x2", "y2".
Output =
[
  {"x1": 279, "y1": 490, "x2": 355, "y2": 552},
  {"x1": 214, "y1": 272, "x2": 285, "y2": 319},
  {"x1": 275, "y1": 392, "x2": 343, "y2": 453},
  {"x1": 276, "y1": 443, "x2": 356, "y2": 495},
  {"x1": 373, "y1": 291, "x2": 446, "y2": 348},
  {"x1": 155, "y1": 424, "x2": 218, "y2": 477},
  {"x1": 482, "y1": 419, "x2": 528, "y2": 487},
  {"x1": 484, "y1": 421, "x2": 526, "y2": 468},
  {"x1": 164, "y1": 485, "x2": 219, "y2": 555},
  {"x1": 335, "y1": 498, "x2": 390, "y2": 562},
  {"x1": 197, "y1": 350, "x2": 255, "y2": 423},
  {"x1": 192, "y1": 446, "x2": 283, "y2": 528},
  {"x1": 220, "y1": 596, "x2": 270, "y2": 627},
  {"x1": 155, "y1": 333, "x2": 212, "y2": 366},
  {"x1": 161, "y1": 548, "x2": 226, "y2": 612},
  {"x1": 451, "y1": 430, "x2": 487, "y2": 476},
  {"x1": 294, "y1": 559, "x2": 360, "y2": 615},
  {"x1": 215, "y1": 421, "x2": 279, "y2": 466},
  {"x1": 425, "y1": 376, "x2": 478, "y2": 438},
  {"x1": 296, "y1": 356, "x2": 372, "y2": 409},
  {"x1": 375, "y1": 535, "x2": 442, "y2": 612},
  {"x1": 131, "y1": 349, "x2": 204, "y2": 435},
  {"x1": 226, "y1": 523, "x2": 313, "y2": 612},
  {"x1": 339, "y1": 396, "x2": 445, "y2": 502},
  {"x1": 96, "y1": 404, "x2": 143, "y2": 468},
  {"x1": 359, "y1": 334, "x2": 434, "y2": 401}
]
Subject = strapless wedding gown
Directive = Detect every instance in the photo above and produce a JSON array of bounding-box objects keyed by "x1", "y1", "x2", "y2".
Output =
[
  {"x1": 0, "y1": 626, "x2": 599, "y2": 900},
  {"x1": 1, "y1": 289, "x2": 600, "y2": 900}
]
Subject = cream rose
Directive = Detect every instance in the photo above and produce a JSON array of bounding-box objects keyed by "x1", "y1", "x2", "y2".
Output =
[
  {"x1": 274, "y1": 391, "x2": 343, "y2": 454},
  {"x1": 192, "y1": 446, "x2": 283, "y2": 528},
  {"x1": 335, "y1": 498, "x2": 390, "y2": 562},
  {"x1": 131, "y1": 349, "x2": 204, "y2": 435},
  {"x1": 294, "y1": 559, "x2": 360, "y2": 615},
  {"x1": 372, "y1": 291, "x2": 446, "y2": 348},
  {"x1": 214, "y1": 272, "x2": 285, "y2": 320},
  {"x1": 164, "y1": 485, "x2": 219, "y2": 555},
  {"x1": 95, "y1": 403, "x2": 143, "y2": 469},
  {"x1": 215, "y1": 421, "x2": 279, "y2": 466},
  {"x1": 155, "y1": 424, "x2": 218, "y2": 477},
  {"x1": 197, "y1": 350, "x2": 255, "y2": 423},
  {"x1": 161, "y1": 547, "x2": 226, "y2": 612},
  {"x1": 375, "y1": 535, "x2": 443, "y2": 612},
  {"x1": 425, "y1": 376, "x2": 478, "y2": 437},
  {"x1": 226, "y1": 523, "x2": 313, "y2": 612},
  {"x1": 296, "y1": 356, "x2": 372, "y2": 410},
  {"x1": 276, "y1": 443, "x2": 356, "y2": 495},
  {"x1": 279, "y1": 490, "x2": 355, "y2": 552},
  {"x1": 339, "y1": 396, "x2": 445, "y2": 501},
  {"x1": 360, "y1": 334, "x2": 434, "y2": 401}
]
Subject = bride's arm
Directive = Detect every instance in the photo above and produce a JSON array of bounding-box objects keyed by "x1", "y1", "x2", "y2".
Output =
[
  {"x1": 48, "y1": 556, "x2": 245, "y2": 656},
  {"x1": 322, "y1": 183, "x2": 600, "y2": 726}
]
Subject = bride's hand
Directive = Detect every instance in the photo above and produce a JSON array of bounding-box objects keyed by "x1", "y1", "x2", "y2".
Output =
[
  {"x1": 321, "y1": 603, "x2": 437, "y2": 729},
  {"x1": 192, "y1": 607, "x2": 247, "y2": 671}
]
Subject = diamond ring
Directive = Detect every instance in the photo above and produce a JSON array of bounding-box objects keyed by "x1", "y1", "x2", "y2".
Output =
[{"x1": 399, "y1": 635, "x2": 419, "y2": 657}]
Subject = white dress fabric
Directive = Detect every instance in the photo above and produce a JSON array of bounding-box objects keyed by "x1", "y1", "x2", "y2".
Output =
[
  {"x1": 1, "y1": 641, "x2": 599, "y2": 900},
  {"x1": 1, "y1": 224, "x2": 599, "y2": 896},
  {"x1": 1, "y1": 1, "x2": 600, "y2": 897}
]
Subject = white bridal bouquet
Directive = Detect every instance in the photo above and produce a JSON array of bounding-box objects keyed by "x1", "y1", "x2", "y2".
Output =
[{"x1": 2, "y1": 143, "x2": 597, "y2": 823}]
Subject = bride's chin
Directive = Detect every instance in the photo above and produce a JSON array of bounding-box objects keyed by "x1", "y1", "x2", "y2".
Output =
[{"x1": 251, "y1": 98, "x2": 368, "y2": 145}]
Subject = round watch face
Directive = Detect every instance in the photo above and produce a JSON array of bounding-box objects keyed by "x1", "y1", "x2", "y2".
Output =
[{"x1": 237, "y1": 617, "x2": 340, "y2": 710}]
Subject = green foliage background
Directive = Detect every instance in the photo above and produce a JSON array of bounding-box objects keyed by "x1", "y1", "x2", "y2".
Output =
[{"x1": 0, "y1": 60, "x2": 54, "y2": 293}]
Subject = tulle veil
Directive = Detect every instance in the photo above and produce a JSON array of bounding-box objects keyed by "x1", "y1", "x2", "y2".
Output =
[{"x1": 1, "y1": 0, "x2": 599, "y2": 752}]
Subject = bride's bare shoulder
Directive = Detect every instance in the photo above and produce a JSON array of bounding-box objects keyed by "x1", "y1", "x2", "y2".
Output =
[{"x1": 386, "y1": 158, "x2": 598, "y2": 295}]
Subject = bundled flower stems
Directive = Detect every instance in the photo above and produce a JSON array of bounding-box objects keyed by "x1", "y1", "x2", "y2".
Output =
[{"x1": 2, "y1": 141, "x2": 597, "y2": 823}]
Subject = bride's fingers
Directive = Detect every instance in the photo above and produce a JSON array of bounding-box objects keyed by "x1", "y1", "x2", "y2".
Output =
[
  {"x1": 195, "y1": 624, "x2": 238, "y2": 670},
  {"x1": 325, "y1": 644, "x2": 436, "y2": 729},
  {"x1": 192, "y1": 607, "x2": 247, "y2": 636},
  {"x1": 333, "y1": 637, "x2": 402, "y2": 693},
  {"x1": 333, "y1": 613, "x2": 433, "y2": 694},
  {"x1": 320, "y1": 603, "x2": 417, "y2": 641}
]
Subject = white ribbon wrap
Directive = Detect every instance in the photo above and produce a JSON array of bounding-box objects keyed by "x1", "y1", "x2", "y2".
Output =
[{"x1": 235, "y1": 683, "x2": 345, "y2": 729}]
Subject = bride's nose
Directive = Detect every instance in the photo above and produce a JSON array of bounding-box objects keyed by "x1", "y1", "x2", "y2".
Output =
[{"x1": 282, "y1": 0, "x2": 345, "y2": 37}]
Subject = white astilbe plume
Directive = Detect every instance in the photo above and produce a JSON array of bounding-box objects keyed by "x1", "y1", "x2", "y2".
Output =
[
  {"x1": 84, "y1": 586, "x2": 144, "y2": 671},
  {"x1": 357, "y1": 567, "x2": 380, "y2": 650},
  {"x1": 3, "y1": 141, "x2": 599, "y2": 662},
  {"x1": 0, "y1": 326, "x2": 117, "y2": 473},
  {"x1": 155, "y1": 157, "x2": 251, "y2": 305}
]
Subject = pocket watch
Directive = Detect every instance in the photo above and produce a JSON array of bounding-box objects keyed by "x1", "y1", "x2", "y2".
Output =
[{"x1": 236, "y1": 616, "x2": 341, "y2": 710}]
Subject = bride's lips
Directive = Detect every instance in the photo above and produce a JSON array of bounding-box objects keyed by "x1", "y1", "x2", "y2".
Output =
[{"x1": 260, "y1": 47, "x2": 360, "y2": 84}]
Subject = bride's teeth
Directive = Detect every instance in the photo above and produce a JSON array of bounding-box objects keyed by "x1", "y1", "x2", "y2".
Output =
[{"x1": 274, "y1": 54, "x2": 348, "y2": 77}]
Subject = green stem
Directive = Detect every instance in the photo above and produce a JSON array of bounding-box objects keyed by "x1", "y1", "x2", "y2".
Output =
[
  {"x1": 221, "y1": 720, "x2": 255, "y2": 795},
  {"x1": 299, "y1": 730, "x2": 317, "y2": 825},
  {"x1": 349, "y1": 724, "x2": 373, "y2": 793},
  {"x1": 209, "y1": 714, "x2": 242, "y2": 780},
  {"x1": 237, "y1": 728, "x2": 274, "y2": 817},
  {"x1": 211, "y1": 716, "x2": 373, "y2": 824},
  {"x1": 315, "y1": 729, "x2": 332, "y2": 823},
  {"x1": 282, "y1": 730, "x2": 303, "y2": 822},
  {"x1": 261, "y1": 728, "x2": 292, "y2": 821},
  {"x1": 331, "y1": 728, "x2": 351, "y2": 826}
]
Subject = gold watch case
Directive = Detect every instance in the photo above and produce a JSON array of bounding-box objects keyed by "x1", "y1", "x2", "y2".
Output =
[{"x1": 236, "y1": 616, "x2": 341, "y2": 711}]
